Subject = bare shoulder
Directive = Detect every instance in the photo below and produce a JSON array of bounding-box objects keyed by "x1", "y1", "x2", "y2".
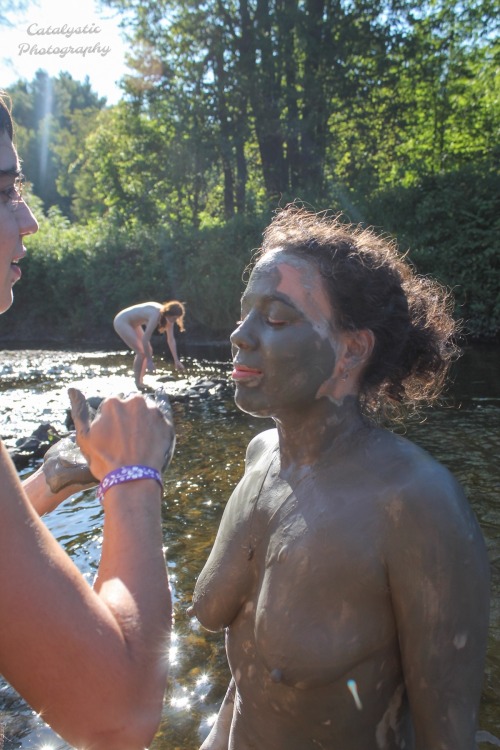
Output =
[
  {"x1": 245, "y1": 427, "x2": 278, "y2": 470},
  {"x1": 370, "y1": 428, "x2": 488, "y2": 563},
  {"x1": 217, "y1": 429, "x2": 277, "y2": 525},
  {"x1": 371, "y1": 427, "x2": 468, "y2": 507}
]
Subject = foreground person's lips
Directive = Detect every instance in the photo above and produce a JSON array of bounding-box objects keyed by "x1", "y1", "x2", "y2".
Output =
[
  {"x1": 231, "y1": 363, "x2": 263, "y2": 381},
  {"x1": 10, "y1": 259, "x2": 22, "y2": 281}
]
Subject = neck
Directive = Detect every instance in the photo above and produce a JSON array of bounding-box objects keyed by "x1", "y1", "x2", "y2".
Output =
[{"x1": 273, "y1": 395, "x2": 368, "y2": 472}]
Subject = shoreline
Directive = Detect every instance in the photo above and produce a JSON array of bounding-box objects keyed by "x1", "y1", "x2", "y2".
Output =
[{"x1": 0, "y1": 336, "x2": 233, "y2": 362}]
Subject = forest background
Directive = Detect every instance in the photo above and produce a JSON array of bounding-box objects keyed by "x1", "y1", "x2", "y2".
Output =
[{"x1": 1, "y1": 0, "x2": 499, "y2": 347}]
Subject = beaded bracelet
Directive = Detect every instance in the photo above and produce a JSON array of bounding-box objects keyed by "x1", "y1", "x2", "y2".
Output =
[{"x1": 97, "y1": 465, "x2": 163, "y2": 504}]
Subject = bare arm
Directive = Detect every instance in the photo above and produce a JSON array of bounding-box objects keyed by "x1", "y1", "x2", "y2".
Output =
[
  {"x1": 192, "y1": 430, "x2": 276, "y2": 631},
  {"x1": 142, "y1": 311, "x2": 161, "y2": 367},
  {"x1": 22, "y1": 463, "x2": 95, "y2": 515},
  {"x1": 0, "y1": 388, "x2": 174, "y2": 750},
  {"x1": 386, "y1": 468, "x2": 490, "y2": 750},
  {"x1": 192, "y1": 435, "x2": 263, "y2": 629},
  {"x1": 200, "y1": 679, "x2": 235, "y2": 750},
  {"x1": 23, "y1": 434, "x2": 97, "y2": 515},
  {"x1": 165, "y1": 319, "x2": 185, "y2": 370},
  {"x1": 193, "y1": 432, "x2": 276, "y2": 746}
]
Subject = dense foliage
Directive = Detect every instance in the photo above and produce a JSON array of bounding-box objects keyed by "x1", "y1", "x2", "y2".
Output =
[{"x1": 2, "y1": 0, "x2": 499, "y2": 343}]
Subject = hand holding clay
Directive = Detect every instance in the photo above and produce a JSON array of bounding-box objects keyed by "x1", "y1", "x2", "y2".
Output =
[
  {"x1": 42, "y1": 434, "x2": 97, "y2": 494},
  {"x1": 67, "y1": 386, "x2": 176, "y2": 482},
  {"x1": 43, "y1": 387, "x2": 175, "y2": 493}
]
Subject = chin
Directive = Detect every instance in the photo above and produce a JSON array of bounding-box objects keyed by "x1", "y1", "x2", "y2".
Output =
[
  {"x1": 234, "y1": 391, "x2": 273, "y2": 419},
  {"x1": 0, "y1": 287, "x2": 14, "y2": 315}
]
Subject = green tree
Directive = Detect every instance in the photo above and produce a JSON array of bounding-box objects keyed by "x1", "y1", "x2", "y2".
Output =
[
  {"x1": 327, "y1": 0, "x2": 499, "y2": 194},
  {"x1": 7, "y1": 71, "x2": 106, "y2": 215},
  {"x1": 70, "y1": 101, "x2": 212, "y2": 227}
]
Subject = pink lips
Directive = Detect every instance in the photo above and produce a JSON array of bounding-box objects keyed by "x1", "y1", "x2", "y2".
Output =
[
  {"x1": 11, "y1": 249, "x2": 25, "y2": 283},
  {"x1": 11, "y1": 263, "x2": 22, "y2": 282},
  {"x1": 231, "y1": 364, "x2": 262, "y2": 381}
]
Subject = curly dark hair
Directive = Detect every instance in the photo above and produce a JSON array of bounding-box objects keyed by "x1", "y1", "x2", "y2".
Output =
[
  {"x1": 258, "y1": 204, "x2": 460, "y2": 422},
  {"x1": 0, "y1": 92, "x2": 14, "y2": 140}
]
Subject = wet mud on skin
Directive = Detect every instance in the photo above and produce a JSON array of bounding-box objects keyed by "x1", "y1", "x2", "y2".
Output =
[{"x1": 0, "y1": 346, "x2": 498, "y2": 749}]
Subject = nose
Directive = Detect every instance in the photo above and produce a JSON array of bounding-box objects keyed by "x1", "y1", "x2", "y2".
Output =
[
  {"x1": 230, "y1": 315, "x2": 258, "y2": 351},
  {"x1": 17, "y1": 198, "x2": 39, "y2": 237}
]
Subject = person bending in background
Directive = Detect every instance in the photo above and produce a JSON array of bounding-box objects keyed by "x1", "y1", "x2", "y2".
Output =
[
  {"x1": 113, "y1": 299, "x2": 186, "y2": 390},
  {"x1": 0, "y1": 92, "x2": 173, "y2": 750},
  {"x1": 191, "y1": 204, "x2": 490, "y2": 750}
]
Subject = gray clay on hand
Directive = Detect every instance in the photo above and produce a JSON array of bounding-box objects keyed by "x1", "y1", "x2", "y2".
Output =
[
  {"x1": 43, "y1": 387, "x2": 175, "y2": 493},
  {"x1": 151, "y1": 387, "x2": 176, "y2": 471},
  {"x1": 43, "y1": 435, "x2": 96, "y2": 493}
]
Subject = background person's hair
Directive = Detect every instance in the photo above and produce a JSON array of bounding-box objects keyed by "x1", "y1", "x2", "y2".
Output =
[
  {"x1": 158, "y1": 300, "x2": 186, "y2": 332},
  {"x1": 258, "y1": 203, "x2": 460, "y2": 422}
]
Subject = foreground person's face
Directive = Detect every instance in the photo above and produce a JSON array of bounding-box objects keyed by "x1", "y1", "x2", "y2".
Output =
[
  {"x1": 230, "y1": 249, "x2": 340, "y2": 419},
  {"x1": 0, "y1": 131, "x2": 38, "y2": 313}
]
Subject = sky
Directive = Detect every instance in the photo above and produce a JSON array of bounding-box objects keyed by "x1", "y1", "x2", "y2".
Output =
[{"x1": 0, "y1": 0, "x2": 130, "y2": 104}]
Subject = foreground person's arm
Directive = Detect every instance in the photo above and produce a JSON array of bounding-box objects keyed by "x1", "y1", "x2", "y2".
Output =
[
  {"x1": 23, "y1": 430, "x2": 99, "y2": 515},
  {"x1": 0, "y1": 389, "x2": 173, "y2": 750},
  {"x1": 22, "y1": 463, "x2": 96, "y2": 515},
  {"x1": 387, "y1": 464, "x2": 490, "y2": 750}
]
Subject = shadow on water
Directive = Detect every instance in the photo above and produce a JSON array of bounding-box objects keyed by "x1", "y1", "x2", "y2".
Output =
[{"x1": 0, "y1": 344, "x2": 498, "y2": 748}]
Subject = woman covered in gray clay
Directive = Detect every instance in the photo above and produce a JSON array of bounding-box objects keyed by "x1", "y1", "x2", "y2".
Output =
[{"x1": 191, "y1": 205, "x2": 490, "y2": 750}]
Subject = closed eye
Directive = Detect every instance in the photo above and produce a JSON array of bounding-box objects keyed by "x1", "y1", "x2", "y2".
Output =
[
  {"x1": 236, "y1": 316, "x2": 289, "y2": 327},
  {"x1": 266, "y1": 318, "x2": 288, "y2": 327}
]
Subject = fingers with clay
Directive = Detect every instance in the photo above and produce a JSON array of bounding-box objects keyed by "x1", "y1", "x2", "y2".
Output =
[
  {"x1": 70, "y1": 386, "x2": 176, "y2": 481},
  {"x1": 149, "y1": 386, "x2": 176, "y2": 471},
  {"x1": 41, "y1": 388, "x2": 96, "y2": 495},
  {"x1": 42, "y1": 436, "x2": 97, "y2": 494}
]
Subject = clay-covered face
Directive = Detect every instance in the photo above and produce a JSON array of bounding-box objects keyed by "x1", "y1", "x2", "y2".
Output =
[{"x1": 230, "y1": 250, "x2": 340, "y2": 418}]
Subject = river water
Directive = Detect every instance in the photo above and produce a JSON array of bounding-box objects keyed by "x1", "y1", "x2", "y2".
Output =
[{"x1": 0, "y1": 345, "x2": 498, "y2": 749}]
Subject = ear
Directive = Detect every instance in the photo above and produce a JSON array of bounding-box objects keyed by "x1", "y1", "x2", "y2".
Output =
[
  {"x1": 340, "y1": 328, "x2": 375, "y2": 377},
  {"x1": 316, "y1": 328, "x2": 374, "y2": 401}
]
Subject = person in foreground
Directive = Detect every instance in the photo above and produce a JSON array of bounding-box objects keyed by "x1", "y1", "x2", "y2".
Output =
[
  {"x1": 0, "y1": 93, "x2": 173, "y2": 749},
  {"x1": 191, "y1": 205, "x2": 490, "y2": 750},
  {"x1": 113, "y1": 299, "x2": 186, "y2": 389}
]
